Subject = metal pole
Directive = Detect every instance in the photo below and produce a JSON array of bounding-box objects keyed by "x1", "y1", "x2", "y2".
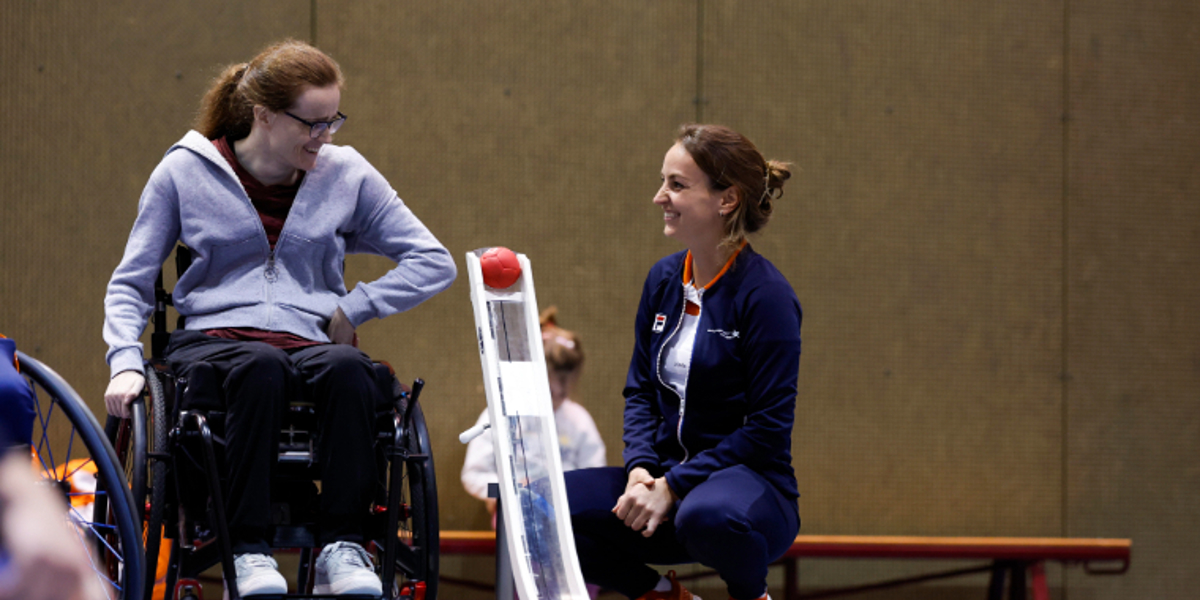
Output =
[{"x1": 490, "y1": 483, "x2": 516, "y2": 600}]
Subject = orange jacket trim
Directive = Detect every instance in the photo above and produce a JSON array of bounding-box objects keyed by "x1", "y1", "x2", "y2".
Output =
[{"x1": 682, "y1": 239, "x2": 749, "y2": 291}]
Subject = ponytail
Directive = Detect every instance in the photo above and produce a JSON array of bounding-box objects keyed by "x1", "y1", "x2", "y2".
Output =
[{"x1": 196, "y1": 63, "x2": 253, "y2": 140}]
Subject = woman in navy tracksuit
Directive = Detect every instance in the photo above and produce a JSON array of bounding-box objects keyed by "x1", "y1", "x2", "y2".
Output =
[{"x1": 566, "y1": 124, "x2": 802, "y2": 600}]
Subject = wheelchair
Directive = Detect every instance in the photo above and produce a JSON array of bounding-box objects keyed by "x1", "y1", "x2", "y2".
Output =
[
  {"x1": 107, "y1": 247, "x2": 439, "y2": 600},
  {"x1": 20, "y1": 349, "x2": 145, "y2": 600}
]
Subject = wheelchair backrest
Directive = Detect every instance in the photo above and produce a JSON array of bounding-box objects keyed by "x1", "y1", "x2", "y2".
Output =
[{"x1": 150, "y1": 245, "x2": 193, "y2": 360}]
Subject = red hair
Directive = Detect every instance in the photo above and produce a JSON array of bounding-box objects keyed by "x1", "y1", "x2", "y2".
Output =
[{"x1": 196, "y1": 40, "x2": 344, "y2": 140}]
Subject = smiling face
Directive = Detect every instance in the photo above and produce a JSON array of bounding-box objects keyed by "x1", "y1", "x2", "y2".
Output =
[
  {"x1": 262, "y1": 84, "x2": 342, "y2": 174},
  {"x1": 654, "y1": 142, "x2": 732, "y2": 249}
]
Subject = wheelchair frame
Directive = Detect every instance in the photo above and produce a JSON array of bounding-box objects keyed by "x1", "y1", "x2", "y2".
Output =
[{"x1": 108, "y1": 247, "x2": 439, "y2": 600}]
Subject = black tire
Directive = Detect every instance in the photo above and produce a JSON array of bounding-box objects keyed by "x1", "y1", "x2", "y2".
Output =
[
  {"x1": 21, "y1": 351, "x2": 144, "y2": 600},
  {"x1": 381, "y1": 399, "x2": 439, "y2": 600},
  {"x1": 406, "y1": 400, "x2": 439, "y2": 600},
  {"x1": 106, "y1": 399, "x2": 147, "y2": 529},
  {"x1": 143, "y1": 368, "x2": 169, "y2": 600}
]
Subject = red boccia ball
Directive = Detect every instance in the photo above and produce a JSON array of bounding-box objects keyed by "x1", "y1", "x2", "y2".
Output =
[{"x1": 481, "y1": 247, "x2": 522, "y2": 289}]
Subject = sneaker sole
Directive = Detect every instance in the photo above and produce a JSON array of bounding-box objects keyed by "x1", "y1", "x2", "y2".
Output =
[{"x1": 313, "y1": 581, "x2": 384, "y2": 596}]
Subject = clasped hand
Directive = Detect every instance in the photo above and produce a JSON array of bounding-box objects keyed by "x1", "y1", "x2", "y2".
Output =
[{"x1": 612, "y1": 467, "x2": 677, "y2": 538}]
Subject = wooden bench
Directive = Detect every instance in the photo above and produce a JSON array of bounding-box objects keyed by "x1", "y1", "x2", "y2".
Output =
[{"x1": 439, "y1": 531, "x2": 1131, "y2": 600}]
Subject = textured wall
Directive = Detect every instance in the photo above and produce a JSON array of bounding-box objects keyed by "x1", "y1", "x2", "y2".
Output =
[
  {"x1": 1066, "y1": 1, "x2": 1200, "y2": 598},
  {"x1": 1, "y1": 1, "x2": 1196, "y2": 598},
  {"x1": 699, "y1": 1, "x2": 1071, "y2": 593}
]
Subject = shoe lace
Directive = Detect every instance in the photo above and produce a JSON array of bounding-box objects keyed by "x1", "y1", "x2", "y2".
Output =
[
  {"x1": 237, "y1": 553, "x2": 278, "y2": 573},
  {"x1": 328, "y1": 542, "x2": 374, "y2": 570}
]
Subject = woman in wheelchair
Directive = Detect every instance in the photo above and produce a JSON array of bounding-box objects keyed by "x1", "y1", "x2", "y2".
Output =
[{"x1": 101, "y1": 40, "x2": 456, "y2": 597}]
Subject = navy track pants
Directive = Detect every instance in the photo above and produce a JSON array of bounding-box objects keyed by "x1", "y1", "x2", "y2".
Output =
[{"x1": 565, "y1": 465, "x2": 799, "y2": 600}]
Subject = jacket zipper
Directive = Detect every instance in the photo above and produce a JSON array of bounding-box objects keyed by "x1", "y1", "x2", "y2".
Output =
[
  {"x1": 264, "y1": 249, "x2": 277, "y2": 328},
  {"x1": 655, "y1": 282, "x2": 700, "y2": 464},
  {"x1": 244, "y1": 167, "x2": 306, "y2": 329},
  {"x1": 203, "y1": 141, "x2": 307, "y2": 331}
]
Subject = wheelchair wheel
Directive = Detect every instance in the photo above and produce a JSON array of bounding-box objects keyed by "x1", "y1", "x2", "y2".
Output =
[
  {"x1": 106, "y1": 407, "x2": 145, "y2": 528},
  {"x1": 109, "y1": 367, "x2": 171, "y2": 600},
  {"x1": 380, "y1": 397, "x2": 439, "y2": 600},
  {"x1": 142, "y1": 367, "x2": 170, "y2": 600},
  {"x1": 21, "y1": 351, "x2": 145, "y2": 600}
]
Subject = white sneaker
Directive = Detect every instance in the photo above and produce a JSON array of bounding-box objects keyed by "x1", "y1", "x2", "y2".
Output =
[
  {"x1": 229, "y1": 553, "x2": 287, "y2": 597},
  {"x1": 314, "y1": 541, "x2": 383, "y2": 596}
]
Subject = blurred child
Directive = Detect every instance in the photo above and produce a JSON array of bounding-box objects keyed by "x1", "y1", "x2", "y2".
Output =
[{"x1": 461, "y1": 307, "x2": 606, "y2": 521}]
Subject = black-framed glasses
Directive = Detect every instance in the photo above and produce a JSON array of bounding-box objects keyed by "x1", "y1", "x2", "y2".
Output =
[{"x1": 283, "y1": 111, "x2": 348, "y2": 139}]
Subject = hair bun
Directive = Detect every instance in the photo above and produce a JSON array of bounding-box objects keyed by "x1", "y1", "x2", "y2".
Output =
[{"x1": 763, "y1": 160, "x2": 792, "y2": 201}]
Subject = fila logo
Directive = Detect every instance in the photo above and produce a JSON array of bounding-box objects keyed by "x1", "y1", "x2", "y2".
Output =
[{"x1": 652, "y1": 313, "x2": 667, "y2": 333}]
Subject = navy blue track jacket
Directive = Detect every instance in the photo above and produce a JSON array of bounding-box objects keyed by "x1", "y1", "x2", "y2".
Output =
[{"x1": 622, "y1": 245, "x2": 802, "y2": 501}]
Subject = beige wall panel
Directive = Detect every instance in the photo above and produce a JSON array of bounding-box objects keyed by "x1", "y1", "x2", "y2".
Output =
[
  {"x1": 314, "y1": 0, "x2": 696, "y2": 531},
  {"x1": 704, "y1": 0, "x2": 1064, "y2": 536},
  {"x1": 0, "y1": 1, "x2": 309, "y2": 409},
  {"x1": 1067, "y1": 1, "x2": 1200, "y2": 599},
  {"x1": 701, "y1": 2, "x2": 1068, "y2": 594}
]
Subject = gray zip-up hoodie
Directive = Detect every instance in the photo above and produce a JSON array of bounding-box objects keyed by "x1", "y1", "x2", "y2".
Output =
[{"x1": 103, "y1": 131, "x2": 457, "y2": 377}]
